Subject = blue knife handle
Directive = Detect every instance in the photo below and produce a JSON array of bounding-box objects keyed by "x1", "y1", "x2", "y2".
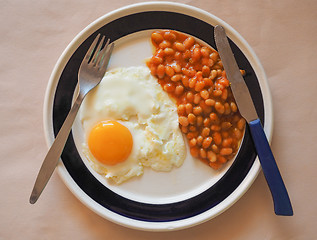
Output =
[{"x1": 249, "y1": 118, "x2": 293, "y2": 216}]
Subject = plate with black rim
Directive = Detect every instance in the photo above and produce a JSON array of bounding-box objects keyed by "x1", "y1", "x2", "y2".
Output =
[{"x1": 43, "y1": 2, "x2": 273, "y2": 231}]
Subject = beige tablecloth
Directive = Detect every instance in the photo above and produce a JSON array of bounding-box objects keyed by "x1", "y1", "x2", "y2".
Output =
[{"x1": 1, "y1": 0, "x2": 316, "y2": 239}]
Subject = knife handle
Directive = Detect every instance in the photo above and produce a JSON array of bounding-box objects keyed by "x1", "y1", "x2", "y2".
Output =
[{"x1": 249, "y1": 118, "x2": 293, "y2": 216}]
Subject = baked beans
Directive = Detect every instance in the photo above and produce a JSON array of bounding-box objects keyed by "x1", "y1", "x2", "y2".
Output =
[{"x1": 147, "y1": 30, "x2": 246, "y2": 170}]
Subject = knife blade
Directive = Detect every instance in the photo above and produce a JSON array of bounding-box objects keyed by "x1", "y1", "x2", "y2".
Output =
[{"x1": 214, "y1": 25, "x2": 293, "y2": 216}]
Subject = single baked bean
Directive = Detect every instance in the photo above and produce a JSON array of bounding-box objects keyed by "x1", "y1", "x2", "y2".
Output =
[
  {"x1": 209, "y1": 113, "x2": 219, "y2": 123},
  {"x1": 183, "y1": 50, "x2": 191, "y2": 59},
  {"x1": 151, "y1": 32, "x2": 164, "y2": 44},
  {"x1": 151, "y1": 56, "x2": 163, "y2": 65},
  {"x1": 182, "y1": 75, "x2": 189, "y2": 87},
  {"x1": 211, "y1": 124, "x2": 221, "y2": 131},
  {"x1": 233, "y1": 128, "x2": 242, "y2": 139},
  {"x1": 237, "y1": 118, "x2": 246, "y2": 130},
  {"x1": 204, "y1": 107, "x2": 212, "y2": 116},
  {"x1": 189, "y1": 138, "x2": 197, "y2": 147},
  {"x1": 183, "y1": 36, "x2": 195, "y2": 49},
  {"x1": 213, "y1": 132, "x2": 222, "y2": 145},
  {"x1": 174, "y1": 42, "x2": 185, "y2": 52},
  {"x1": 202, "y1": 137, "x2": 212, "y2": 149},
  {"x1": 236, "y1": 69, "x2": 244, "y2": 76},
  {"x1": 221, "y1": 122, "x2": 232, "y2": 130},
  {"x1": 164, "y1": 47, "x2": 174, "y2": 55},
  {"x1": 196, "y1": 71, "x2": 203, "y2": 80},
  {"x1": 230, "y1": 102, "x2": 238, "y2": 112},
  {"x1": 186, "y1": 92, "x2": 194, "y2": 102},
  {"x1": 214, "y1": 83, "x2": 222, "y2": 91},
  {"x1": 172, "y1": 63, "x2": 181, "y2": 73},
  {"x1": 190, "y1": 147, "x2": 199, "y2": 158},
  {"x1": 193, "y1": 94, "x2": 200, "y2": 105},
  {"x1": 210, "y1": 69, "x2": 217, "y2": 80},
  {"x1": 189, "y1": 125, "x2": 197, "y2": 132},
  {"x1": 216, "y1": 69, "x2": 222, "y2": 77},
  {"x1": 205, "y1": 98, "x2": 215, "y2": 106},
  {"x1": 219, "y1": 77, "x2": 229, "y2": 87},
  {"x1": 217, "y1": 60, "x2": 223, "y2": 68},
  {"x1": 171, "y1": 74, "x2": 182, "y2": 82},
  {"x1": 156, "y1": 48, "x2": 165, "y2": 57},
  {"x1": 196, "y1": 116, "x2": 203, "y2": 127},
  {"x1": 220, "y1": 148, "x2": 233, "y2": 156},
  {"x1": 212, "y1": 63, "x2": 221, "y2": 70},
  {"x1": 192, "y1": 47, "x2": 201, "y2": 62},
  {"x1": 211, "y1": 144, "x2": 219, "y2": 153},
  {"x1": 218, "y1": 155, "x2": 227, "y2": 163},
  {"x1": 188, "y1": 68, "x2": 196, "y2": 77},
  {"x1": 215, "y1": 83, "x2": 224, "y2": 91},
  {"x1": 208, "y1": 58, "x2": 215, "y2": 67},
  {"x1": 201, "y1": 47, "x2": 210, "y2": 57},
  {"x1": 189, "y1": 78, "x2": 197, "y2": 88},
  {"x1": 193, "y1": 106, "x2": 202, "y2": 115},
  {"x1": 201, "y1": 127, "x2": 210, "y2": 137},
  {"x1": 203, "y1": 77, "x2": 212, "y2": 87},
  {"x1": 163, "y1": 83, "x2": 175, "y2": 93},
  {"x1": 197, "y1": 135, "x2": 203, "y2": 146},
  {"x1": 201, "y1": 57, "x2": 208, "y2": 65},
  {"x1": 187, "y1": 131, "x2": 198, "y2": 139},
  {"x1": 215, "y1": 102, "x2": 225, "y2": 114},
  {"x1": 182, "y1": 67, "x2": 189, "y2": 75},
  {"x1": 159, "y1": 40, "x2": 171, "y2": 49},
  {"x1": 195, "y1": 81, "x2": 205, "y2": 92},
  {"x1": 177, "y1": 104, "x2": 186, "y2": 116},
  {"x1": 165, "y1": 66, "x2": 175, "y2": 77},
  {"x1": 200, "y1": 89, "x2": 209, "y2": 100},
  {"x1": 156, "y1": 64, "x2": 165, "y2": 78},
  {"x1": 175, "y1": 85, "x2": 184, "y2": 95},
  {"x1": 179, "y1": 116, "x2": 189, "y2": 126},
  {"x1": 185, "y1": 103, "x2": 193, "y2": 114},
  {"x1": 200, "y1": 148, "x2": 207, "y2": 159},
  {"x1": 164, "y1": 31, "x2": 176, "y2": 41},
  {"x1": 188, "y1": 113, "x2": 196, "y2": 125},
  {"x1": 203, "y1": 117, "x2": 211, "y2": 127},
  {"x1": 210, "y1": 52, "x2": 219, "y2": 62},
  {"x1": 181, "y1": 126, "x2": 188, "y2": 133},
  {"x1": 207, "y1": 151, "x2": 217, "y2": 162},
  {"x1": 222, "y1": 138, "x2": 233, "y2": 147},
  {"x1": 224, "y1": 103, "x2": 231, "y2": 115},
  {"x1": 213, "y1": 89, "x2": 222, "y2": 97},
  {"x1": 174, "y1": 51, "x2": 182, "y2": 60},
  {"x1": 202, "y1": 66, "x2": 210, "y2": 77}
]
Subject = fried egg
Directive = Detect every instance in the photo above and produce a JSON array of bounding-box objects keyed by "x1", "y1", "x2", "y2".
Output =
[{"x1": 79, "y1": 66, "x2": 186, "y2": 184}]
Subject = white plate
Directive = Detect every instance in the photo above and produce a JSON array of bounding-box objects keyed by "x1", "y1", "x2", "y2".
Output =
[{"x1": 43, "y1": 1, "x2": 272, "y2": 231}]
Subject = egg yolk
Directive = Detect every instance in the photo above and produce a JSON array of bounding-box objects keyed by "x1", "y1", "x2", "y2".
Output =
[{"x1": 88, "y1": 120, "x2": 133, "y2": 165}]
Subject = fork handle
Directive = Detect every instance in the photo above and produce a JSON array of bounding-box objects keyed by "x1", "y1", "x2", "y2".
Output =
[{"x1": 30, "y1": 93, "x2": 84, "y2": 204}]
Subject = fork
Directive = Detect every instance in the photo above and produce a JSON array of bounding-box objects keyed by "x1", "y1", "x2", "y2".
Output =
[{"x1": 30, "y1": 34, "x2": 114, "y2": 204}]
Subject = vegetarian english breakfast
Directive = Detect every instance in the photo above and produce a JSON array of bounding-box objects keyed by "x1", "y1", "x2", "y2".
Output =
[{"x1": 79, "y1": 30, "x2": 246, "y2": 184}]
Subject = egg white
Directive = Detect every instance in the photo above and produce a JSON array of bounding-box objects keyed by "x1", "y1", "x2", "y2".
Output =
[{"x1": 79, "y1": 66, "x2": 186, "y2": 184}]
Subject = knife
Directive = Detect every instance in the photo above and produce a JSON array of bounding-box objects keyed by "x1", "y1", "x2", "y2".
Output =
[{"x1": 214, "y1": 25, "x2": 293, "y2": 216}]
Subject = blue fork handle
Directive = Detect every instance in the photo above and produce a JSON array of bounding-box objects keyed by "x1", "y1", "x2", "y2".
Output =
[{"x1": 249, "y1": 118, "x2": 293, "y2": 216}]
